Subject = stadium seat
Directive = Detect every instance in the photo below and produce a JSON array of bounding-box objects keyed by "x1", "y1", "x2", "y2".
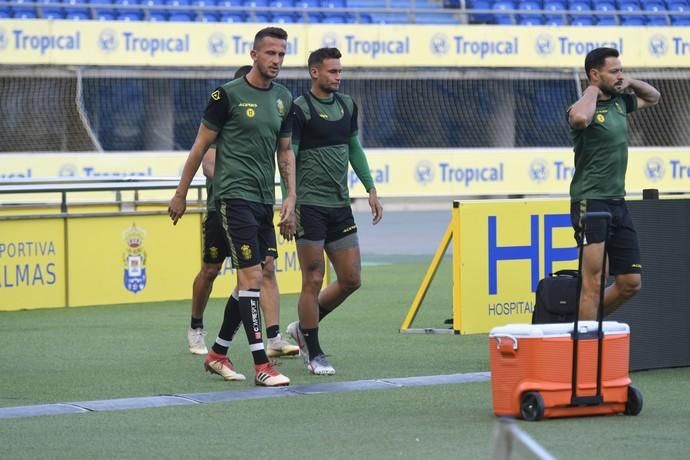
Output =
[
  {"x1": 593, "y1": 1, "x2": 616, "y2": 23},
  {"x1": 216, "y1": 0, "x2": 242, "y2": 5},
  {"x1": 220, "y1": 12, "x2": 245, "y2": 21},
  {"x1": 467, "y1": 0, "x2": 492, "y2": 24},
  {"x1": 322, "y1": 13, "x2": 347, "y2": 22},
  {"x1": 369, "y1": 13, "x2": 410, "y2": 23},
  {"x1": 669, "y1": 2, "x2": 690, "y2": 24},
  {"x1": 570, "y1": 14, "x2": 594, "y2": 24},
  {"x1": 356, "y1": 12, "x2": 372, "y2": 22},
  {"x1": 117, "y1": 10, "x2": 143, "y2": 19},
  {"x1": 96, "y1": 10, "x2": 117, "y2": 18},
  {"x1": 12, "y1": 9, "x2": 38, "y2": 17},
  {"x1": 417, "y1": 12, "x2": 460, "y2": 23},
  {"x1": 544, "y1": 0, "x2": 567, "y2": 23},
  {"x1": 646, "y1": 16, "x2": 668, "y2": 25},
  {"x1": 518, "y1": 14, "x2": 544, "y2": 23},
  {"x1": 295, "y1": 11, "x2": 322, "y2": 21},
  {"x1": 246, "y1": 11, "x2": 270, "y2": 21},
  {"x1": 444, "y1": 0, "x2": 461, "y2": 7},
  {"x1": 269, "y1": 0, "x2": 295, "y2": 7},
  {"x1": 348, "y1": 0, "x2": 386, "y2": 7},
  {"x1": 320, "y1": 0, "x2": 346, "y2": 8},
  {"x1": 245, "y1": 0, "x2": 269, "y2": 6},
  {"x1": 0, "y1": 9, "x2": 11, "y2": 18},
  {"x1": 621, "y1": 16, "x2": 644, "y2": 25},
  {"x1": 618, "y1": 1, "x2": 643, "y2": 25},
  {"x1": 643, "y1": 1, "x2": 667, "y2": 24},
  {"x1": 43, "y1": 8, "x2": 66, "y2": 18},
  {"x1": 197, "y1": 12, "x2": 219, "y2": 20},
  {"x1": 544, "y1": 15, "x2": 565, "y2": 24},
  {"x1": 595, "y1": 15, "x2": 617, "y2": 24},
  {"x1": 272, "y1": 12, "x2": 297, "y2": 22},
  {"x1": 493, "y1": 0, "x2": 517, "y2": 24},
  {"x1": 165, "y1": 0, "x2": 194, "y2": 21},
  {"x1": 294, "y1": 0, "x2": 319, "y2": 7},
  {"x1": 518, "y1": 1, "x2": 543, "y2": 24},
  {"x1": 65, "y1": 9, "x2": 91, "y2": 18}
]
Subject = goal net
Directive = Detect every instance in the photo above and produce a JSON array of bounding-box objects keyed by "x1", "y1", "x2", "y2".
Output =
[{"x1": 1, "y1": 66, "x2": 688, "y2": 152}]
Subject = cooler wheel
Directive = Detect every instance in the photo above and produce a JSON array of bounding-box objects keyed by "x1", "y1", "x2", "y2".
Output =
[
  {"x1": 624, "y1": 385, "x2": 643, "y2": 416},
  {"x1": 520, "y1": 391, "x2": 545, "y2": 422}
]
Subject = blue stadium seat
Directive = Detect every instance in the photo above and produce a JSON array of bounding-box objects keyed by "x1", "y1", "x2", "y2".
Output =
[
  {"x1": 669, "y1": 2, "x2": 690, "y2": 24},
  {"x1": 568, "y1": 0, "x2": 590, "y2": 8},
  {"x1": 646, "y1": 16, "x2": 668, "y2": 25},
  {"x1": 269, "y1": 0, "x2": 295, "y2": 7},
  {"x1": 544, "y1": 15, "x2": 565, "y2": 24},
  {"x1": 295, "y1": 11, "x2": 322, "y2": 21},
  {"x1": 219, "y1": 12, "x2": 245, "y2": 21},
  {"x1": 272, "y1": 12, "x2": 297, "y2": 22},
  {"x1": 320, "y1": 0, "x2": 346, "y2": 7},
  {"x1": 518, "y1": 1, "x2": 543, "y2": 24},
  {"x1": 349, "y1": 0, "x2": 386, "y2": 7},
  {"x1": 467, "y1": 0, "x2": 492, "y2": 24},
  {"x1": 117, "y1": 10, "x2": 144, "y2": 20},
  {"x1": 165, "y1": 0, "x2": 194, "y2": 21},
  {"x1": 621, "y1": 16, "x2": 644, "y2": 25},
  {"x1": 643, "y1": 1, "x2": 667, "y2": 24},
  {"x1": 192, "y1": 0, "x2": 216, "y2": 6},
  {"x1": 0, "y1": 9, "x2": 12, "y2": 18},
  {"x1": 322, "y1": 13, "x2": 347, "y2": 22},
  {"x1": 544, "y1": 0, "x2": 567, "y2": 23},
  {"x1": 246, "y1": 11, "x2": 270, "y2": 21},
  {"x1": 570, "y1": 14, "x2": 594, "y2": 24},
  {"x1": 593, "y1": 1, "x2": 616, "y2": 22},
  {"x1": 13, "y1": 8, "x2": 38, "y2": 17},
  {"x1": 369, "y1": 13, "x2": 410, "y2": 23},
  {"x1": 417, "y1": 12, "x2": 460, "y2": 23},
  {"x1": 294, "y1": 0, "x2": 318, "y2": 6},
  {"x1": 96, "y1": 10, "x2": 117, "y2": 19},
  {"x1": 245, "y1": 0, "x2": 269, "y2": 6},
  {"x1": 65, "y1": 9, "x2": 91, "y2": 18},
  {"x1": 618, "y1": 1, "x2": 643, "y2": 24},
  {"x1": 198, "y1": 12, "x2": 219, "y2": 21},
  {"x1": 216, "y1": 0, "x2": 242, "y2": 5},
  {"x1": 62, "y1": 0, "x2": 90, "y2": 18},
  {"x1": 493, "y1": 0, "x2": 517, "y2": 24},
  {"x1": 518, "y1": 14, "x2": 544, "y2": 23},
  {"x1": 149, "y1": 11, "x2": 168, "y2": 20},
  {"x1": 43, "y1": 8, "x2": 66, "y2": 18},
  {"x1": 596, "y1": 15, "x2": 617, "y2": 24}
]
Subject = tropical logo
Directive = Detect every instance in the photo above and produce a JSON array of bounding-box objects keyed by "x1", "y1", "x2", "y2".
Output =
[{"x1": 123, "y1": 223, "x2": 147, "y2": 293}]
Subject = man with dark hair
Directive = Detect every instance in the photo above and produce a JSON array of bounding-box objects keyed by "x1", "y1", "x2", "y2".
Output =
[
  {"x1": 286, "y1": 47, "x2": 383, "y2": 375},
  {"x1": 567, "y1": 47, "x2": 660, "y2": 320},
  {"x1": 170, "y1": 27, "x2": 296, "y2": 387},
  {"x1": 186, "y1": 62, "x2": 298, "y2": 360}
]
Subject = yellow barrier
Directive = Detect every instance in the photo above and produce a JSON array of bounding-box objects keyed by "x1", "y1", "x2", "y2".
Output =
[
  {"x1": 1, "y1": 21, "x2": 689, "y2": 67},
  {"x1": 402, "y1": 198, "x2": 578, "y2": 334},
  {"x1": 0, "y1": 210, "x2": 307, "y2": 311}
]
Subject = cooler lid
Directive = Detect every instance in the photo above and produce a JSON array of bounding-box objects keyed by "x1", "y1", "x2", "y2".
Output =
[{"x1": 489, "y1": 321, "x2": 630, "y2": 338}]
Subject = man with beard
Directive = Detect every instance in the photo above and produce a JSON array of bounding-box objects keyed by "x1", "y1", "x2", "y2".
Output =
[
  {"x1": 567, "y1": 47, "x2": 660, "y2": 320},
  {"x1": 170, "y1": 27, "x2": 296, "y2": 386}
]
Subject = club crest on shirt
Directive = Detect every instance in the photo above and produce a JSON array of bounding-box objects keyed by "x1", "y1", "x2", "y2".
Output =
[
  {"x1": 595, "y1": 113, "x2": 606, "y2": 123},
  {"x1": 240, "y1": 244, "x2": 252, "y2": 260},
  {"x1": 276, "y1": 98, "x2": 285, "y2": 116},
  {"x1": 246, "y1": 108, "x2": 255, "y2": 118}
]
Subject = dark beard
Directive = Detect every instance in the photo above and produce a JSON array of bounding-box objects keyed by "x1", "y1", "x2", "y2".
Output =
[{"x1": 600, "y1": 85, "x2": 620, "y2": 97}]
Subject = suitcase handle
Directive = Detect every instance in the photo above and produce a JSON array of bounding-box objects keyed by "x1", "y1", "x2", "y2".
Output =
[{"x1": 494, "y1": 334, "x2": 518, "y2": 355}]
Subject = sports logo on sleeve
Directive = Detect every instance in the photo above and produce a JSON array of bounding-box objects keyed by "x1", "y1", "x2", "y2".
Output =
[
  {"x1": 211, "y1": 90, "x2": 221, "y2": 101},
  {"x1": 276, "y1": 99, "x2": 285, "y2": 116}
]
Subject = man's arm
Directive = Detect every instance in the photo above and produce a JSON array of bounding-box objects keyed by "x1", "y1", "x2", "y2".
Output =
[
  {"x1": 202, "y1": 147, "x2": 216, "y2": 179},
  {"x1": 276, "y1": 136, "x2": 296, "y2": 240},
  {"x1": 168, "y1": 124, "x2": 217, "y2": 225},
  {"x1": 568, "y1": 86, "x2": 601, "y2": 130},
  {"x1": 348, "y1": 135, "x2": 382, "y2": 225},
  {"x1": 624, "y1": 78, "x2": 661, "y2": 110}
]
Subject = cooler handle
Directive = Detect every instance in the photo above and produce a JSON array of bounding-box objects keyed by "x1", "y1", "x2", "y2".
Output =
[{"x1": 494, "y1": 334, "x2": 518, "y2": 356}]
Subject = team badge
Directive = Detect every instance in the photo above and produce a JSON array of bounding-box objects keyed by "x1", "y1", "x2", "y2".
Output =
[
  {"x1": 596, "y1": 114, "x2": 605, "y2": 123},
  {"x1": 209, "y1": 246, "x2": 219, "y2": 260},
  {"x1": 123, "y1": 223, "x2": 147, "y2": 293},
  {"x1": 246, "y1": 108, "x2": 255, "y2": 118},
  {"x1": 211, "y1": 90, "x2": 221, "y2": 101},
  {"x1": 240, "y1": 244, "x2": 252, "y2": 260},
  {"x1": 276, "y1": 98, "x2": 285, "y2": 116}
]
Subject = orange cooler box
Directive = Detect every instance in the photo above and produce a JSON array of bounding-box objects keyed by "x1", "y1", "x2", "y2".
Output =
[{"x1": 489, "y1": 321, "x2": 641, "y2": 420}]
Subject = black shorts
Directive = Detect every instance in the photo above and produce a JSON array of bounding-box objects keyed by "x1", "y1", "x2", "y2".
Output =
[
  {"x1": 295, "y1": 204, "x2": 357, "y2": 244},
  {"x1": 219, "y1": 198, "x2": 278, "y2": 269},
  {"x1": 202, "y1": 210, "x2": 229, "y2": 264},
  {"x1": 570, "y1": 199, "x2": 641, "y2": 275}
]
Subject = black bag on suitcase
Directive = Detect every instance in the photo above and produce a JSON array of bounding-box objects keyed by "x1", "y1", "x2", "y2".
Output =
[{"x1": 532, "y1": 269, "x2": 579, "y2": 324}]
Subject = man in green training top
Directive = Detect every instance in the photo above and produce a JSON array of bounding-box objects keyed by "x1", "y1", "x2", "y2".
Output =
[
  {"x1": 286, "y1": 47, "x2": 383, "y2": 375},
  {"x1": 170, "y1": 27, "x2": 296, "y2": 387},
  {"x1": 187, "y1": 64, "x2": 298, "y2": 361},
  {"x1": 567, "y1": 47, "x2": 660, "y2": 321}
]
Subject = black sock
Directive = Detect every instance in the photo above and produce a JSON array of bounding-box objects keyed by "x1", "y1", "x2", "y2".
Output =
[
  {"x1": 211, "y1": 294, "x2": 241, "y2": 355},
  {"x1": 266, "y1": 325, "x2": 280, "y2": 340},
  {"x1": 301, "y1": 326, "x2": 324, "y2": 360},
  {"x1": 239, "y1": 289, "x2": 269, "y2": 366},
  {"x1": 191, "y1": 316, "x2": 204, "y2": 330},
  {"x1": 318, "y1": 304, "x2": 332, "y2": 322}
]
